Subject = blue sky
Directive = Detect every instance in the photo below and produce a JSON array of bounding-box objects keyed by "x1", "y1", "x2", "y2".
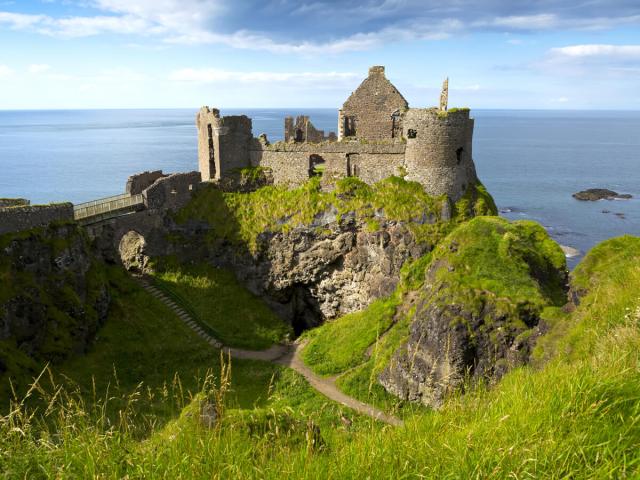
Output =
[{"x1": 0, "y1": 0, "x2": 639, "y2": 109}]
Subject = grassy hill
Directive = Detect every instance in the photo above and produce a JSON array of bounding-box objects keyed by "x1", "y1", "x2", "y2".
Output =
[{"x1": 1, "y1": 226, "x2": 639, "y2": 477}]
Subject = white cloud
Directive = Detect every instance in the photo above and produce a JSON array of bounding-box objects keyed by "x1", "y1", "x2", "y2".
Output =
[
  {"x1": 0, "y1": 11, "x2": 45, "y2": 29},
  {"x1": 0, "y1": 11, "x2": 151, "y2": 37},
  {"x1": 169, "y1": 68, "x2": 358, "y2": 85},
  {"x1": 166, "y1": 18, "x2": 455, "y2": 54},
  {"x1": 0, "y1": 3, "x2": 455, "y2": 54},
  {"x1": 1, "y1": 2, "x2": 640, "y2": 55},
  {"x1": 550, "y1": 44, "x2": 640, "y2": 59},
  {"x1": 93, "y1": 0, "x2": 222, "y2": 30},
  {"x1": 534, "y1": 44, "x2": 640, "y2": 78},
  {"x1": 0, "y1": 1, "x2": 223, "y2": 38},
  {"x1": 0, "y1": 64, "x2": 13, "y2": 78},
  {"x1": 166, "y1": 30, "x2": 386, "y2": 54},
  {"x1": 479, "y1": 14, "x2": 559, "y2": 30},
  {"x1": 474, "y1": 13, "x2": 640, "y2": 32},
  {"x1": 553, "y1": 96, "x2": 569, "y2": 103},
  {"x1": 28, "y1": 63, "x2": 51, "y2": 73}
]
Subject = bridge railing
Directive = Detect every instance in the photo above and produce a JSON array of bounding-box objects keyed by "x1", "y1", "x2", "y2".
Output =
[{"x1": 74, "y1": 193, "x2": 144, "y2": 221}]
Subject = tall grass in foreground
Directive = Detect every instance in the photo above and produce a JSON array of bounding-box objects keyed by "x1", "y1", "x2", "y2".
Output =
[
  {"x1": 2, "y1": 302, "x2": 639, "y2": 478},
  {"x1": 2, "y1": 238, "x2": 639, "y2": 478}
]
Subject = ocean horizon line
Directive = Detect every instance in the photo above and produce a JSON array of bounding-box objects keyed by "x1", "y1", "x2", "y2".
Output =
[{"x1": 2, "y1": 107, "x2": 640, "y2": 113}]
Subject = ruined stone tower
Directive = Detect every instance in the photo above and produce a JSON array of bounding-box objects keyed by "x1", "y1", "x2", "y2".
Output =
[
  {"x1": 196, "y1": 107, "x2": 252, "y2": 181},
  {"x1": 196, "y1": 66, "x2": 479, "y2": 202},
  {"x1": 403, "y1": 108, "x2": 476, "y2": 200}
]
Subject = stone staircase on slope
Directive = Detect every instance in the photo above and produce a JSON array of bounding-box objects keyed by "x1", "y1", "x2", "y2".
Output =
[
  {"x1": 135, "y1": 274, "x2": 403, "y2": 426},
  {"x1": 137, "y1": 276, "x2": 223, "y2": 349}
]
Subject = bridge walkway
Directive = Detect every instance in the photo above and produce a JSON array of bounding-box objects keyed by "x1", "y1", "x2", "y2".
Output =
[{"x1": 74, "y1": 193, "x2": 144, "y2": 224}]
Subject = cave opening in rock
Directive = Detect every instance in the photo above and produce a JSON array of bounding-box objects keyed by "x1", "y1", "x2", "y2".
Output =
[{"x1": 288, "y1": 285, "x2": 324, "y2": 336}]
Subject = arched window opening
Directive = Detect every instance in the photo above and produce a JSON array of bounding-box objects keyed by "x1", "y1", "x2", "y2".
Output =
[
  {"x1": 309, "y1": 154, "x2": 325, "y2": 177},
  {"x1": 344, "y1": 116, "x2": 357, "y2": 137}
]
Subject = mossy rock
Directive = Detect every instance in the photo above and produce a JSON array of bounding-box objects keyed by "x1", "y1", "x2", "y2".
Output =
[{"x1": 378, "y1": 217, "x2": 568, "y2": 408}]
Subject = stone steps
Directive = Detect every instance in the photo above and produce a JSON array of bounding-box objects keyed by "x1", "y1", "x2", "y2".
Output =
[{"x1": 137, "y1": 278, "x2": 223, "y2": 348}]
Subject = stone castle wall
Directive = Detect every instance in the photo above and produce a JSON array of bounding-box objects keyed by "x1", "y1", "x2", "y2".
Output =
[
  {"x1": 216, "y1": 116, "x2": 253, "y2": 177},
  {"x1": 284, "y1": 116, "x2": 331, "y2": 143},
  {"x1": 196, "y1": 107, "x2": 219, "y2": 181},
  {"x1": 0, "y1": 198, "x2": 30, "y2": 208},
  {"x1": 126, "y1": 170, "x2": 167, "y2": 195},
  {"x1": 0, "y1": 203, "x2": 74, "y2": 235},
  {"x1": 250, "y1": 142, "x2": 406, "y2": 187},
  {"x1": 403, "y1": 109, "x2": 477, "y2": 201},
  {"x1": 144, "y1": 171, "x2": 202, "y2": 211}
]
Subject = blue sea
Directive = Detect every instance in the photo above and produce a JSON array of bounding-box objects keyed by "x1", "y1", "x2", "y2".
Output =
[{"x1": 1, "y1": 108, "x2": 638, "y2": 265}]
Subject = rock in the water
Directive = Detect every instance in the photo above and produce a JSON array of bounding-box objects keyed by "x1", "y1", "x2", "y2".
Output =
[
  {"x1": 572, "y1": 189, "x2": 632, "y2": 201},
  {"x1": 560, "y1": 245, "x2": 580, "y2": 258}
]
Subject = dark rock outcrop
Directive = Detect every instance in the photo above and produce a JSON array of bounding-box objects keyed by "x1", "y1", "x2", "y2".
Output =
[
  {"x1": 0, "y1": 223, "x2": 110, "y2": 368},
  {"x1": 203, "y1": 213, "x2": 429, "y2": 333},
  {"x1": 378, "y1": 217, "x2": 568, "y2": 408},
  {"x1": 573, "y1": 189, "x2": 632, "y2": 201}
]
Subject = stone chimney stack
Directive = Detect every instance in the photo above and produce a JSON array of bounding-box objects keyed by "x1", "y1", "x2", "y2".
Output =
[{"x1": 368, "y1": 65, "x2": 386, "y2": 77}]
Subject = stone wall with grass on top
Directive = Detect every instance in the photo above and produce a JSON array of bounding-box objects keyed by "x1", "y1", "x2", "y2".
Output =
[
  {"x1": 249, "y1": 141, "x2": 407, "y2": 187},
  {"x1": 0, "y1": 203, "x2": 74, "y2": 235},
  {"x1": 0, "y1": 198, "x2": 30, "y2": 208},
  {"x1": 195, "y1": 66, "x2": 480, "y2": 202}
]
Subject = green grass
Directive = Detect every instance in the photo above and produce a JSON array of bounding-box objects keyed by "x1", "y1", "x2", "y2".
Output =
[
  {"x1": 44, "y1": 267, "x2": 284, "y2": 423},
  {"x1": 151, "y1": 257, "x2": 291, "y2": 349},
  {"x1": 301, "y1": 217, "x2": 568, "y2": 414},
  {"x1": 431, "y1": 216, "x2": 567, "y2": 310},
  {"x1": 301, "y1": 296, "x2": 399, "y2": 376},
  {"x1": 175, "y1": 176, "x2": 495, "y2": 253},
  {"x1": 2, "y1": 236, "x2": 639, "y2": 478}
]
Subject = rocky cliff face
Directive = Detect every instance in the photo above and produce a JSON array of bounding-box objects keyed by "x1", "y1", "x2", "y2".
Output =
[
  {"x1": 0, "y1": 223, "x2": 110, "y2": 376},
  {"x1": 166, "y1": 178, "x2": 496, "y2": 333},
  {"x1": 379, "y1": 217, "x2": 568, "y2": 408},
  {"x1": 207, "y1": 212, "x2": 428, "y2": 333}
]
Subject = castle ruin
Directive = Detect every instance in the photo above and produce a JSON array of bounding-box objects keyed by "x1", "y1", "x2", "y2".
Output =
[{"x1": 196, "y1": 66, "x2": 477, "y2": 202}]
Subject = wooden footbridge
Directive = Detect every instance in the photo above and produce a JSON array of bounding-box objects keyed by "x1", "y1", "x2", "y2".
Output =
[{"x1": 73, "y1": 193, "x2": 145, "y2": 224}]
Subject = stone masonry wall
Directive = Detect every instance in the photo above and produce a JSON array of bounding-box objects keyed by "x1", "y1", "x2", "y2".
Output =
[
  {"x1": 0, "y1": 198, "x2": 30, "y2": 208},
  {"x1": 216, "y1": 116, "x2": 253, "y2": 176},
  {"x1": 0, "y1": 203, "x2": 74, "y2": 235},
  {"x1": 144, "y1": 171, "x2": 202, "y2": 211},
  {"x1": 340, "y1": 66, "x2": 408, "y2": 142},
  {"x1": 196, "y1": 107, "x2": 219, "y2": 181},
  {"x1": 196, "y1": 109, "x2": 253, "y2": 181},
  {"x1": 284, "y1": 116, "x2": 333, "y2": 143},
  {"x1": 249, "y1": 141, "x2": 406, "y2": 187},
  {"x1": 403, "y1": 109, "x2": 477, "y2": 202},
  {"x1": 126, "y1": 170, "x2": 167, "y2": 195}
]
